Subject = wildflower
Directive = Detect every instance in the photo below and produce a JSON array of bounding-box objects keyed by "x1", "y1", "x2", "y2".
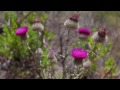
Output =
[
  {"x1": 32, "y1": 18, "x2": 44, "y2": 32},
  {"x1": 64, "y1": 13, "x2": 79, "y2": 30},
  {"x1": 78, "y1": 27, "x2": 91, "y2": 40},
  {"x1": 71, "y1": 48, "x2": 88, "y2": 62},
  {"x1": 92, "y1": 28, "x2": 108, "y2": 43},
  {"x1": 15, "y1": 26, "x2": 28, "y2": 40}
]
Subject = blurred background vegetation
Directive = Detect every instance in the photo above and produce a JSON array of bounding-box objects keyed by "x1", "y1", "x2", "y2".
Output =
[{"x1": 0, "y1": 11, "x2": 120, "y2": 79}]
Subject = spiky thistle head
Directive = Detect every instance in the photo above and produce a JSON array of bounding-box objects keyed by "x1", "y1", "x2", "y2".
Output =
[
  {"x1": 64, "y1": 13, "x2": 79, "y2": 30},
  {"x1": 32, "y1": 18, "x2": 44, "y2": 32},
  {"x1": 92, "y1": 27, "x2": 108, "y2": 43}
]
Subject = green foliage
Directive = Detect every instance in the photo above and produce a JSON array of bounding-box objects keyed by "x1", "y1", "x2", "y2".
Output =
[
  {"x1": 41, "y1": 48, "x2": 51, "y2": 68},
  {"x1": 44, "y1": 30, "x2": 56, "y2": 43},
  {"x1": 104, "y1": 58, "x2": 118, "y2": 76},
  {"x1": 0, "y1": 11, "x2": 54, "y2": 62}
]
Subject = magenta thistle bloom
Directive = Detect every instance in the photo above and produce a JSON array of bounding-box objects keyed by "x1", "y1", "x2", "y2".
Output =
[
  {"x1": 78, "y1": 27, "x2": 91, "y2": 35},
  {"x1": 71, "y1": 48, "x2": 88, "y2": 60},
  {"x1": 15, "y1": 26, "x2": 28, "y2": 36}
]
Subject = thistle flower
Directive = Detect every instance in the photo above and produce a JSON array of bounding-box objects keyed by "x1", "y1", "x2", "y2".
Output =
[
  {"x1": 32, "y1": 18, "x2": 44, "y2": 32},
  {"x1": 71, "y1": 48, "x2": 88, "y2": 64},
  {"x1": 92, "y1": 28, "x2": 108, "y2": 43},
  {"x1": 15, "y1": 26, "x2": 28, "y2": 40},
  {"x1": 78, "y1": 27, "x2": 91, "y2": 40},
  {"x1": 64, "y1": 13, "x2": 79, "y2": 30},
  {"x1": 83, "y1": 60, "x2": 92, "y2": 69}
]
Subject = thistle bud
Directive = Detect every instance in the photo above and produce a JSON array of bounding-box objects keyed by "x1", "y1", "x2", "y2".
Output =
[
  {"x1": 92, "y1": 28, "x2": 108, "y2": 43},
  {"x1": 64, "y1": 13, "x2": 79, "y2": 30},
  {"x1": 32, "y1": 18, "x2": 44, "y2": 32}
]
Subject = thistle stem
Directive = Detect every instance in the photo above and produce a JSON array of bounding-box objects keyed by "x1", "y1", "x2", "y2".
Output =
[
  {"x1": 25, "y1": 41, "x2": 37, "y2": 62},
  {"x1": 24, "y1": 41, "x2": 43, "y2": 78},
  {"x1": 36, "y1": 31, "x2": 39, "y2": 60},
  {"x1": 40, "y1": 31, "x2": 44, "y2": 48},
  {"x1": 62, "y1": 29, "x2": 70, "y2": 79}
]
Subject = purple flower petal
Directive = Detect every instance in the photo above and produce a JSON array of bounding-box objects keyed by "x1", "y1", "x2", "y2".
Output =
[
  {"x1": 71, "y1": 48, "x2": 88, "y2": 60},
  {"x1": 78, "y1": 27, "x2": 91, "y2": 35},
  {"x1": 15, "y1": 26, "x2": 28, "y2": 36}
]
